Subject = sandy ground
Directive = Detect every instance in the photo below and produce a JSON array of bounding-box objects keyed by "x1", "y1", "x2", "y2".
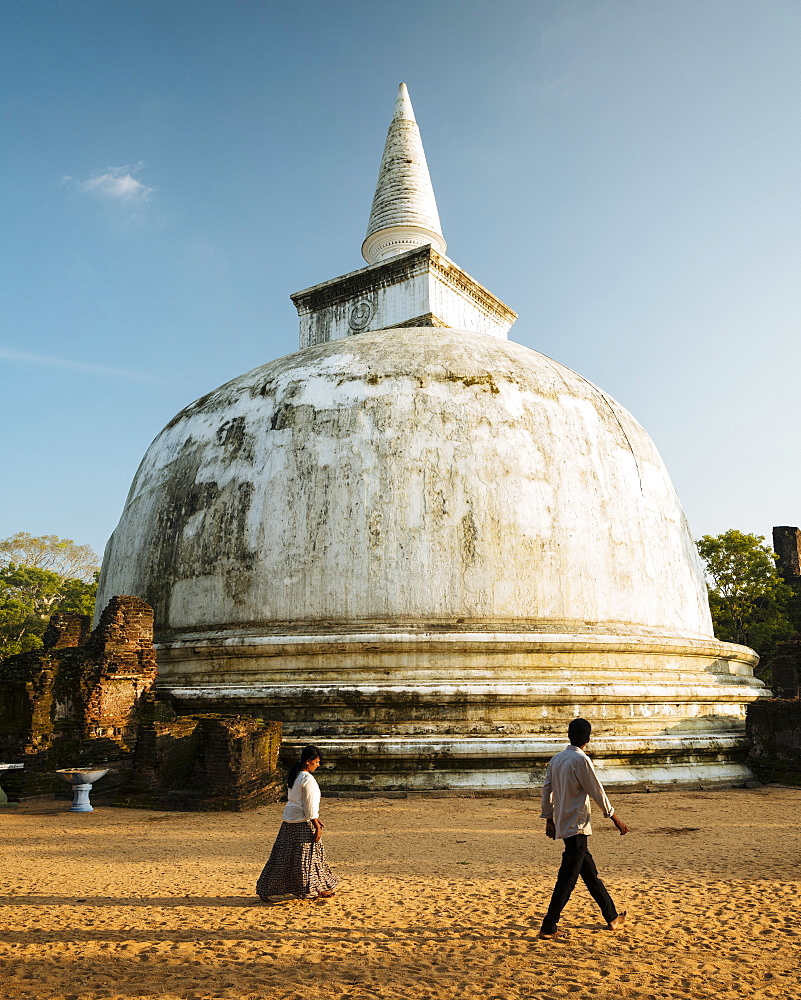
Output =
[{"x1": 1, "y1": 785, "x2": 800, "y2": 1000}]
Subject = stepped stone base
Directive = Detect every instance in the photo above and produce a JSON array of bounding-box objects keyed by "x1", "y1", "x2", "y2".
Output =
[
  {"x1": 277, "y1": 733, "x2": 754, "y2": 795},
  {"x1": 156, "y1": 626, "x2": 767, "y2": 792}
]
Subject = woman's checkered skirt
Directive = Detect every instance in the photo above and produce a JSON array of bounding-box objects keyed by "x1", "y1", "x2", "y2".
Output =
[{"x1": 256, "y1": 821, "x2": 340, "y2": 900}]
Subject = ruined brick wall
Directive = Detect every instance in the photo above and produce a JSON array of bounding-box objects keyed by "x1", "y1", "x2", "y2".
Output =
[
  {"x1": 746, "y1": 609, "x2": 800, "y2": 785},
  {"x1": 0, "y1": 651, "x2": 58, "y2": 796},
  {"x1": 116, "y1": 700, "x2": 282, "y2": 811},
  {"x1": 767, "y1": 636, "x2": 801, "y2": 700},
  {"x1": 198, "y1": 717, "x2": 283, "y2": 809},
  {"x1": 79, "y1": 597, "x2": 158, "y2": 743},
  {"x1": 747, "y1": 700, "x2": 801, "y2": 785},
  {"x1": 1, "y1": 596, "x2": 283, "y2": 809},
  {"x1": 44, "y1": 614, "x2": 92, "y2": 650},
  {"x1": 0, "y1": 597, "x2": 158, "y2": 797}
]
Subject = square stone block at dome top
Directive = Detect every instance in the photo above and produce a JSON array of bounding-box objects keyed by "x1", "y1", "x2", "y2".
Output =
[{"x1": 291, "y1": 245, "x2": 517, "y2": 349}]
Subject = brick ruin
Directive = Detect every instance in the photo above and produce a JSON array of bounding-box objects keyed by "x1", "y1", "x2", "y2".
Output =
[
  {"x1": 745, "y1": 527, "x2": 801, "y2": 785},
  {"x1": 747, "y1": 695, "x2": 801, "y2": 785},
  {"x1": 747, "y1": 630, "x2": 801, "y2": 786},
  {"x1": 116, "y1": 696, "x2": 282, "y2": 811},
  {"x1": 0, "y1": 596, "x2": 282, "y2": 809},
  {"x1": 0, "y1": 596, "x2": 158, "y2": 797}
]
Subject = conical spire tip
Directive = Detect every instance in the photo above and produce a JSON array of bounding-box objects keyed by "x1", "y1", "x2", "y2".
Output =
[
  {"x1": 394, "y1": 83, "x2": 414, "y2": 120},
  {"x1": 362, "y1": 83, "x2": 446, "y2": 264}
]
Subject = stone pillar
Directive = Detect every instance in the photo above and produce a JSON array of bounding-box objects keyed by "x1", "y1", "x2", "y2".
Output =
[
  {"x1": 773, "y1": 526, "x2": 801, "y2": 582},
  {"x1": 768, "y1": 636, "x2": 801, "y2": 700}
]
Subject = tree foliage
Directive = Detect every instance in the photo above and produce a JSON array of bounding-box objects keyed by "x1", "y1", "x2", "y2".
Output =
[
  {"x1": 696, "y1": 529, "x2": 793, "y2": 663},
  {"x1": 0, "y1": 531, "x2": 99, "y2": 583},
  {"x1": 0, "y1": 534, "x2": 99, "y2": 658}
]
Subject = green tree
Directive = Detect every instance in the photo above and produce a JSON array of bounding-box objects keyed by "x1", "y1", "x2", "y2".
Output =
[
  {"x1": 696, "y1": 530, "x2": 793, "y2": 666},
  {"x1": 0, "y1": 534, "x2": 99, "y2": 658},
  {"x1": 0, "y1": 532, "x2": 98, "y2": 582}
]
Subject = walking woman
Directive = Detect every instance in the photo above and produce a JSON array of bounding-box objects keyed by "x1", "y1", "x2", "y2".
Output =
[{"x1": 256, "y1": 744, "x2": 340, "y2": 903}]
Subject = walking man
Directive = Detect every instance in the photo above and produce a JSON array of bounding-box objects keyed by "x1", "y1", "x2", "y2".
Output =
[{"x1": 539, "y1": 717, "x2": 628, "y2": 939}]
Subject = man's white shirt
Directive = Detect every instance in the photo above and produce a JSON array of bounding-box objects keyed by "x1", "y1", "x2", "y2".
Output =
[{"x1": 540, "y1": 744, "x2": 614, "y2": 839}]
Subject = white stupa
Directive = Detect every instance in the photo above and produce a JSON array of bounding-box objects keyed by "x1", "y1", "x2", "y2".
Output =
[{"x1": 97, "y1": 84, "x2": 766, "y2": 791}]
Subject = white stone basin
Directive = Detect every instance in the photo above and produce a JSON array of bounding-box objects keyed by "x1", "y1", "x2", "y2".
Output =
[
  {"x1": 55, "y1": 769, "x2": 110, "y2": 812},
  {"x1": 56, "y1": 768, "x2": 110, "y2": 785}
]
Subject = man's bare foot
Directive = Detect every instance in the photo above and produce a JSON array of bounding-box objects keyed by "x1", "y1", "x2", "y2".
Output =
[
  {"x1": 538, "y1": 928, "x2": 569, "y2": 940},
  {"x1": 607, "y1": 911, "x2": 627, "y2": 931}
]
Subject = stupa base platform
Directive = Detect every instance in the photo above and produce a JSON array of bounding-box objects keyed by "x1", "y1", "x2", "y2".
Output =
[
  {"x1": 272, "y1": 734, "x2": 755, "y2": 795},
  {"x1": 153, "y1": 628, "x2": 767, "y2": 792}
]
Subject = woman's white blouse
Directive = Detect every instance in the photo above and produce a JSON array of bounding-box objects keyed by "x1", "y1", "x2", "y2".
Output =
[{"x1": 282, "y1": 770, "x2": 321, "y2": 823}]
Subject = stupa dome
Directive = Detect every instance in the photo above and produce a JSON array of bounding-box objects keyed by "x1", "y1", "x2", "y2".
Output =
[
  {"x1": 97, "y1": 84, "x2": 765, "y2": 791},
  {"x1": 101, "y1": 327, "x2": 711, "y2": 641}
]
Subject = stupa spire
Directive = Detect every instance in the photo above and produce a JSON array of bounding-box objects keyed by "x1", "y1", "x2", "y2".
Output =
[
  {"x1": 362, "y1": 83, "x2": 447, "y2": 264},
  {"x1": 292, "y1": 82, "x2": 515, "y2": 346}
]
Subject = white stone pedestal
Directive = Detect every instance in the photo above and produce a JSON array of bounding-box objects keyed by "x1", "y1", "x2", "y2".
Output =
[{"x1": 56, "y1": 769, "x2": 110, "y2": 813}]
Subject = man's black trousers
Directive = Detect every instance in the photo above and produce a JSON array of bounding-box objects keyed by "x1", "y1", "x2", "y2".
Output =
[{"x1": 541, "y1": 833, "x2": 617, "y2": 933}]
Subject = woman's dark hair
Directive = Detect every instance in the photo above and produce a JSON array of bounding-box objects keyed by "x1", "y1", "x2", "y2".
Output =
[
  {"x1": 287, "y1": 744, "x2": 323, "y2": 789},
  {"x1": 568, "y1": 718, "x2": 592, "y2": 746}
]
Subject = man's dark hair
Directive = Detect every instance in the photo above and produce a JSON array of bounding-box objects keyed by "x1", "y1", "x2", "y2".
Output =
[{"x1": 568, "y1": 718, "x2": 592, "y2": 746}]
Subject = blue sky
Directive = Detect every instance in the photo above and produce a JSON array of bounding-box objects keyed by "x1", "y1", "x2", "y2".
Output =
[{"x1": 2, "y1": 0, "x2": 800, "y2": 561}]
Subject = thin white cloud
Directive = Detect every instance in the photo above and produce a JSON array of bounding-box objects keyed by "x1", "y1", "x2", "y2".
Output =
[
  {"x1": 77, "y1": 164, "x2": 155, "y2": 202},
  {"x1": 0, "y1": 347, "x2": 171, "y2": 386},
  {"x1": 534, "y1": 71, "x2": 574, "y2": 98}
]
